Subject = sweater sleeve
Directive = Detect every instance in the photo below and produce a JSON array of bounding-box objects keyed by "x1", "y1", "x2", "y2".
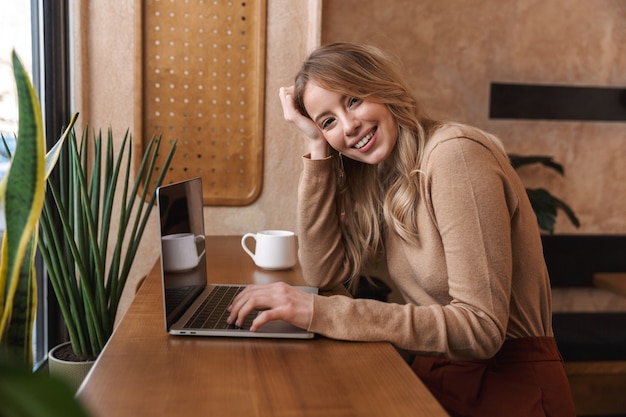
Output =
[
  {"x1": 305, "y1": 135, "x2": 521, "y2": 360},
  {"x1": 296, "y1": 155, "x2": 352, "y2": 290},
  {"x1": 416, "y1": 136, "x2": 517, "y2": 357}
]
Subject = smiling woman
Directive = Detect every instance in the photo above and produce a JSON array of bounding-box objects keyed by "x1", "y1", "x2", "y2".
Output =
[{"x1": 229, "y1": 43, "x2": 579, "y2": 417}]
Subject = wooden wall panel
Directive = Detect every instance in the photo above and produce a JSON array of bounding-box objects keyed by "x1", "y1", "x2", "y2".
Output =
[{"x1": 136, "y1": 0, "x2": 266, "y2": 205}]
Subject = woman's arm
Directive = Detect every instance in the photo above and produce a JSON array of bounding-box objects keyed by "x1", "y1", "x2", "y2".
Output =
[
  {"x1": 296, "y1": 156, "x2": 353, "y2": 289},
  {"x1": 278, "y1": 85, "x2": 352, "y2": 289}
]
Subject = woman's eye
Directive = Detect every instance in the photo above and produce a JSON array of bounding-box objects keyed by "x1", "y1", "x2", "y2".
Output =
[
  {"x1": 348, "y1": 97, "x2": 360, "y2": 108},
  {"x1": 321, "y1": 117, "x2": 335, "y2": 130}
]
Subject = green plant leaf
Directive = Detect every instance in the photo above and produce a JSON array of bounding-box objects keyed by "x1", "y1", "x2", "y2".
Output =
[
  {"x1": 45, "y1": 112, "x2": 79, "y2": 179},
  {"x1": 3, "y1": 233, "x2": 38, "y2": 366},
  {"x1": 0, "y1": 51, "x2": 45, "y2": 367},
  {"x1": 0, "y1": 53, "x2": 77, "y2": 367},
  {"x1": 549, "y1": 194, "x2": 581, "y2": 229},
  {"x1": 39, "y1": 127, "x2": 176, "y2": 359},
  {"x1": 526, "y1": 188, "x2": 568, "y2": 234},
  {"x1": 510, "y1": 154, "x2": 580, "y2": 232},
  {"x1": 509, "y1": 154, "x2": 564, "y2": 175},
  {"x1": 0, "y1": 359, "x2": 91, "y2": 417}
]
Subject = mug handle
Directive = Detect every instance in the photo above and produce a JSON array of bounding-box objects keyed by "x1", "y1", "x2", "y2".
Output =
[
  {"x1": 241, "y1": 233, "x2": 256, "y2": 261},
  {"x1": 194, "y1": 235, "x2": 206, "y2": 260}
]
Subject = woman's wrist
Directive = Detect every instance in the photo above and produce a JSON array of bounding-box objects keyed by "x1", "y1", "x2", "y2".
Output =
[{"x1": 308, "y1": 141, "x2": 330, "y2": 160}]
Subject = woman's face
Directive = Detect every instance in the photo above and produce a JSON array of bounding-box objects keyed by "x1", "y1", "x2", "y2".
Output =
[{"x1": 302, "y1": 83, "x2": 398, "y2": 165}]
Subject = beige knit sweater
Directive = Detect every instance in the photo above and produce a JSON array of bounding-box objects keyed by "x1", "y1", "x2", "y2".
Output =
[{"x1": 297, "y1": 123, "x2": 553, "y2": 360}]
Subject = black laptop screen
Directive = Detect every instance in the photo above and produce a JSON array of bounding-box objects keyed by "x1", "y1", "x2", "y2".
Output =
[{"x1": 157, "y1": 178, "x2": 207, "y2": 328}]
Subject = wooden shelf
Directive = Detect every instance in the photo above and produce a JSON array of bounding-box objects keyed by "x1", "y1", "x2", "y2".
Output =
[{"x1": 593, "y1": 272, "x2": 626, "y2": 297}]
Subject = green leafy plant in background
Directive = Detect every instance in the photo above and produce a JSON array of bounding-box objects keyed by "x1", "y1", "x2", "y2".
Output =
[
  {"x1": 39, "y1": 123, "x2": 176, "y2": 360},
  {"x1": 509, "y1": 154, "x2": 580, "y2": 234},
  {"x1": 0, "y1": 51, "x2": 90, "y2": 417}
]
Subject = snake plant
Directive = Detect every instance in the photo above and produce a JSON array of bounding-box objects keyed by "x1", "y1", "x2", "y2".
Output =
[
  {"x1": 0, "y1": 51, "x2": 75, "y2": 366},
  {"x1": 0, "y1": 50, "x2": 45, "y2": 368},
  {"x1": 0, "y1": 51, "x2": 89, "y2": 417},
  {"x1": 39, "y1": 123, "x2": 176, "y2": 360}
]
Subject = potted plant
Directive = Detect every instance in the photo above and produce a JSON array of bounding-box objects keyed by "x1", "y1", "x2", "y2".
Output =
[
  {"x1": 38, "y1": 118, "x2": 176, "y2": 388},
  {"x1": 509, "y1": 154, "x2": 580, "y2": 234},
  {"x1": 0, "y1": 51, "x2": 89, "y2": 417}
]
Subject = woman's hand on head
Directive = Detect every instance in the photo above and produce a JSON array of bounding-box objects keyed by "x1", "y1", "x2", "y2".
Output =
[
  {"x1": 226, "y1": 282, "x2": 315, "y2": 331},
  {"x1": 279, "y1": 86, "x2": 329, "y2": 159}
]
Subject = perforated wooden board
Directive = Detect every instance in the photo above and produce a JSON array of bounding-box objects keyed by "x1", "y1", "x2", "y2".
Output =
[{"x1": 136, "y1": 0, "x2": 266, "y2": 205}]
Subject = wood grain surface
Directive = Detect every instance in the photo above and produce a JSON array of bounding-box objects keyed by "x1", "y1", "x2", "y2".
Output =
[{"x1": 77, "y1": 236, "x2": 448, "y2": 417}]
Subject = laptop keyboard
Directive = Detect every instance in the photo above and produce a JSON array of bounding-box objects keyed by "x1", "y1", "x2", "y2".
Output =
[
  {"x1": 184, "y1": 285, "x2": 256, "y2": 330},
  {"x1": 165, "y1": 285, "x2": 197, "y2": 313}
]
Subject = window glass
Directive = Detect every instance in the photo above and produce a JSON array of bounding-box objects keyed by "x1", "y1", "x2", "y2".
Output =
[{"x1": 0, "y1": 2, "x2": 33, "y2": 229}]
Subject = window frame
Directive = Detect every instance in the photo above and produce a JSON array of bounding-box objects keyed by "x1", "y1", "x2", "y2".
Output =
[{"x1": 32, "y1": 0, "x2": 72, "y2": 368}]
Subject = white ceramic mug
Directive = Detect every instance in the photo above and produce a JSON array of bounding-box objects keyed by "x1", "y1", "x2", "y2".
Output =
[
  {"x1": 161, "y1": 233, "x2": 206, "y2": 272},
  {"x1": 241, "y1": 230, "x2": 297, "y2": 270}
]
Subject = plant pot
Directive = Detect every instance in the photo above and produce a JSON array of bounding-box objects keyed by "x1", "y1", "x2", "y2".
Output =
[{"x1": 48, "y1": 342, "x2": 96, "y2": 392}]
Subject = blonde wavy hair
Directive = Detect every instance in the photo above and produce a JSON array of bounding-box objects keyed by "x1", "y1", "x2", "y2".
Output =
[{"x1": 293, "y1": 43, "x2": 439, "y2": 283}]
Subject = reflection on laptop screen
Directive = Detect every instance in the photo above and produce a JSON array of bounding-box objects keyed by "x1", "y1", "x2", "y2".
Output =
[{"x1": 157, "y1": 178, "x2": 207, "y2": 328}]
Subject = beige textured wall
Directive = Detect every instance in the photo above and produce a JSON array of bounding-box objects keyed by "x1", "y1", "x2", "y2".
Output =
[
  {"x1": 74, "y1": 0, "x2": 625, "y2": 317},
  {"x1": 72, "y1": 0, "x2": 321, "y2": 318},
  {"x1": 322, "y1": 0, "x2": 626, "y2": 234}
]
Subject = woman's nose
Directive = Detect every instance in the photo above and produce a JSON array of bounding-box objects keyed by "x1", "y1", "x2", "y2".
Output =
[{"x1": 343, "y1": 116, "x2": 360, "y2": 136}]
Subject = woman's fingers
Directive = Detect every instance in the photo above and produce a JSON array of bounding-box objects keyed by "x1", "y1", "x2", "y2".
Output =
[
  {"x1": 278, "y1": 86, "x2": 323, "y2": 141},
  {"x1": 226, "y1": 282, "x2": 314, "y2": 331},
  {"x1": 279, "y1": 86, "x2": 302, "y2": 124},
  {"x1": 278, "y1": 86, "x2": 296, "y2": 118},
  {"x1": 227, "y1": 283, "x2": 285, "y2": 327}
]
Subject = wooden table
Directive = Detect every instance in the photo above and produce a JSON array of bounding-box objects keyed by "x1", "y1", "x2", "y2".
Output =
[{"x1": 77, "y1": 236, "x2": 448, "y2": 417}]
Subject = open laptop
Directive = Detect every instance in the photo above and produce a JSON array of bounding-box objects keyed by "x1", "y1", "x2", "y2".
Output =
[{"x1": 156, "y1": 177, "x2": 317, "y2": 339}]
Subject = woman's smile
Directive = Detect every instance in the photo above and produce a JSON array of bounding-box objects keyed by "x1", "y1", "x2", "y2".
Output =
[
  {"x1": 303, "y1": 83, "x2": 397, "y2": 164},
  {"x1": 353, "y1": 127, "x2": 376, "y2": 150}
]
